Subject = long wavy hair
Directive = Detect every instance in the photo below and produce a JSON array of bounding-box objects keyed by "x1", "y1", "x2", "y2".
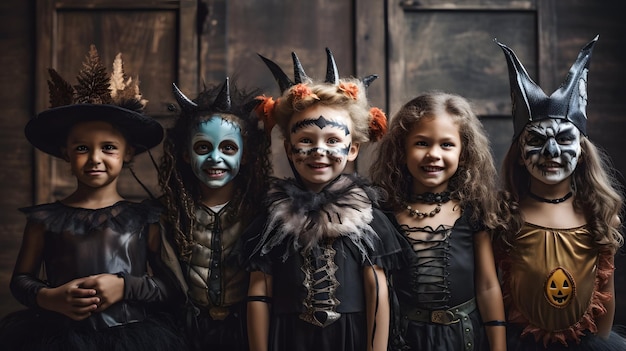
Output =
[
  {"x1": 159, "y1": 83, "x2": 272, "y2": 260},
  {"x1": 496, "y1": 136, "x2": 624, "y2": 253},
  {"x1": 370, "y1": 92, "x2": 501, "y2": 229}
]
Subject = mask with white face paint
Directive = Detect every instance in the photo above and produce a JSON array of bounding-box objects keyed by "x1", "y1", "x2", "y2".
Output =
[
  {"x1": 497, "y1": 36, "x2": 597, "y2": 139},
  {"x1": 188, "y1": 117, "x2": 243, "y2": 189},
  {"x1": 519, "y1": 119, "x2": 581, "y2": 185}
]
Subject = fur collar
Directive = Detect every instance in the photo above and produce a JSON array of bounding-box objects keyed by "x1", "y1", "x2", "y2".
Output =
[{"x1": 260, "y1": 174, "x2": 380, "y2": 261}]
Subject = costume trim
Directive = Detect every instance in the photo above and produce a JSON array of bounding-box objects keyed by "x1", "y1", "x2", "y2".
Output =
[
  {"x1": 500, "y1": 247, "x2": 613, "y2": 347},
  {"x1": 258, "y1": 175, "x2": 380, "y2": 262}
]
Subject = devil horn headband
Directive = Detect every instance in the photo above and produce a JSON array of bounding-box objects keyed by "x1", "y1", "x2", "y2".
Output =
[
  {"x1": 496, "y1": 35, "x2": 598, "y2": 138},
  {"x1": 172, "y1": 77, "x2": 232, "y2": 114},
  {"x1": 259, "y1": 48, "x2": 344, "y2": 94}
]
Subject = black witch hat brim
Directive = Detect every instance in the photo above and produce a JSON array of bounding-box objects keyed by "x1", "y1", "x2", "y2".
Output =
[{"x1": 25, "y1": 104, "x2": 164, "y2": 158}]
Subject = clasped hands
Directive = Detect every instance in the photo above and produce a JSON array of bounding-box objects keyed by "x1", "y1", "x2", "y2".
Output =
[{"x1": 36, "y1": 273, "x2": 124, "y2": 321}]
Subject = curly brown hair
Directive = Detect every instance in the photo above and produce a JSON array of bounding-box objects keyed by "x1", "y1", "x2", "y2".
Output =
[
  {"x1": 370, "y1": 92, "x2": 501, "y2": 229},
  {"x1": 158, "y1": 83, "x2": 272, "y2": 260},
  {"x1": 496, "y1": 137, "x2": 624, "y2": 253}
]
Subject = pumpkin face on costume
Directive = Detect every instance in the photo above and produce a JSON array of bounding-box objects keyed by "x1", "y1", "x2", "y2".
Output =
[{"x1": 545, "y1": 267, "x2": 575, "y2": 307}]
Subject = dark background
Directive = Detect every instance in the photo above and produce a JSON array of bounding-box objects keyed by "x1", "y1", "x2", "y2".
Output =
[{"x1": 1, "y1": 0, "x2": 625, "y2": 323}]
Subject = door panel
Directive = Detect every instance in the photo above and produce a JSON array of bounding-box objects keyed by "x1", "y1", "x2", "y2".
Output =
[
  {"x1": 35, "y1": 0, "x2": 196, "y2": 203},
  {"x1": 386, "y1": 0, "x2": 553, "y2": 170}
]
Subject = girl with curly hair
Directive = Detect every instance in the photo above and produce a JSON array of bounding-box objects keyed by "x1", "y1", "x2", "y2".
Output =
[{"x1": 370, "y1": 92, "x2": 506, "y2": 351}]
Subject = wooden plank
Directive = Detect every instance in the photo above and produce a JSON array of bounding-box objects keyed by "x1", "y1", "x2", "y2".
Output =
[
  {"x1": 355, "y1": 0, "x2": 387, "y2": 175},
  {"x1": 400, "y1": 0, "x2": 535, "y2": 10},
  {"x1": 0, "y1": 0, "x2": 36, "y2": 318}
]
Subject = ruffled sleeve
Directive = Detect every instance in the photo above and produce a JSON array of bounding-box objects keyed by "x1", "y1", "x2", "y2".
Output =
[
  {"x1": 19, "y1": 200, "x2": 162, "y2": 236},
  {"x1": 367, "y1": 209, "x2": 413, "y2": 270}
]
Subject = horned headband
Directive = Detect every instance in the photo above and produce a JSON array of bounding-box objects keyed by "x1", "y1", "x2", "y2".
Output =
[
  {"x1": 496, "y1": 36, "x2": 598, "y2": 139},
  {"x1": 171, "y1": 77, "x2": 262, "y2": 122},
  {"x1": 173, "y1": 78, "x2": 231, "y2": 114},
  {"x1": 258, "y1": 48, "x2": 378, "y2": 94},
  {"x1": 256, "y1": 48, "x2": 386, "y2": 141}
]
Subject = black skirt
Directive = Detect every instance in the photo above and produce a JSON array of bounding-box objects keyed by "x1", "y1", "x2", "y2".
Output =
[{"x1": 0, "y1": 308, "x2": 188, "y2": 351}]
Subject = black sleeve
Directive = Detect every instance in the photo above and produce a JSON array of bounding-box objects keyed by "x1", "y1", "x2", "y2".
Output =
[{"x1": 10, "y1": 273, "x2": 48, "y2": 308}]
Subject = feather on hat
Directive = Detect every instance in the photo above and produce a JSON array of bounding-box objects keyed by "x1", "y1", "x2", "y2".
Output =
[{"x1": 25, "y1": 45, "x2": 163, "y2": 158}]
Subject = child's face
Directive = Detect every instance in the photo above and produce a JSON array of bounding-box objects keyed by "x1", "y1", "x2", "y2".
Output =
[
  {"x1": 187, "y1": 116, "x2": 243, "y2": 189},
  {"x1": 285, "y1": 104, "x2": 359, "y2": 192},
  {"x1": 404, "y1": 113, "x2": 461, "y2": 194},
  {"x1": 64, "y1": 120, "x2": 132, "y2": 190},
  {"x1": 518, "y1": 118, "x2": 581, "y2": 185}
]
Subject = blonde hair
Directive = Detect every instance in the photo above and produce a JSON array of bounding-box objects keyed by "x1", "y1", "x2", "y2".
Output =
[
  {"x1": 370, "y1": 92, "x2": 501, "y2": 229},
  {"x1": 272, "y1": 78, "x2": 372, "y2": 143}
]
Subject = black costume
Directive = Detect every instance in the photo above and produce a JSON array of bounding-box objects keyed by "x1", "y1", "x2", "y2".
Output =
[
  {"x1": 0, "y1": 201, "x2": 186, "y2": 351},
  {"x1": 244, "y1": 174, "x2": 405, "y2": 351},
  {"x1": 391, "y1": 208, "x2": 489, "y2": 351}
]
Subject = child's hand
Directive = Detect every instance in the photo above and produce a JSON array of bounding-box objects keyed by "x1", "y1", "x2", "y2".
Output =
[
  {"x1": 36, "y1": 277, "x2": 100, "y2": 321},
  {"x1": 80, "y1": 273, "x2": 124, "y2": 312}
]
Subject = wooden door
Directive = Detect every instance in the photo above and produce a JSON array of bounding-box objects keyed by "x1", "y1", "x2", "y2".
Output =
[
  {"x1": 35, "y1": 0, "x2": 198, "y2": 203},
  {"x1": 385, "y1": 0, "x2": 558, "y2": 169}
]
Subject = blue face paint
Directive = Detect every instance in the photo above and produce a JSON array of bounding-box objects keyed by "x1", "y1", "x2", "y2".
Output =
[{"x1": 188, "y1": 116, "x2": 243, "y2": 189}]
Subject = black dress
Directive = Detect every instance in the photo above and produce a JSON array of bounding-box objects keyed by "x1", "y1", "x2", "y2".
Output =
[
  {"x1": 0, "y1": 200, "x2": 187, "y2": 351},
  {"x1": 391, "y1": 208, "x2": 489, "y2": 351},
  {"x1": 244, "y1": 175, "x2": 406, "y2": 351}
]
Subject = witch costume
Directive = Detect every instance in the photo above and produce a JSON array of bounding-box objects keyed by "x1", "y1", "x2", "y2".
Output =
[{"x1": 0, "y1": 45, "x2": 186, "y2": 351}]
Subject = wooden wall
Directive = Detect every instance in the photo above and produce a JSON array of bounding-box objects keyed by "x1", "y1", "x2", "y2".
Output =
[{"x1": 1, "y1": 0, "x2": 625, "y2": 325}]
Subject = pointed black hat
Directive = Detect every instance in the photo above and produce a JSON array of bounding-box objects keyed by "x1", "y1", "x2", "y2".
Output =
[{"x1": 496, "y1": 36, "x2": 597, "y2": 139}]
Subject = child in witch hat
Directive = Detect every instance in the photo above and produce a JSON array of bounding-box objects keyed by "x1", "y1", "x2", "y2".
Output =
[{"x1": 0, "y1": 45, "x2": 187, "y2": 351}]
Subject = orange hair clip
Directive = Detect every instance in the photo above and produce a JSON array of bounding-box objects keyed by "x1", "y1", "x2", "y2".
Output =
[
  {"x1": 368, "y1": 107, "x2": 387, "y2": 141},
  {"x1": 255, "y1": 95, "x2": 277, "y2": 135},
  {"x1": 338, "y1": 82, "x2": 359, "y2": 100}
]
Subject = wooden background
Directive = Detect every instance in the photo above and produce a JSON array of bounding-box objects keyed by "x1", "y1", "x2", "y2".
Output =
[{"x1": 1, "y1": 0, "x2": 625, "y2": 324}]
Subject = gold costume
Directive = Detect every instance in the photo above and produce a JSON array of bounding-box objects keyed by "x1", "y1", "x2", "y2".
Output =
[{"x1": 500, "y1": 223, "x2": 613, "y2": 345}]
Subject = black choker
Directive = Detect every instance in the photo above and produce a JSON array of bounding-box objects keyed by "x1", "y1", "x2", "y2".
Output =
[
  {"x1": 528, "y1": 191, "x2": 573, "y2": 204},
  {"x1": 408, "y1": 191, "x2": 451, "y2": 204}
]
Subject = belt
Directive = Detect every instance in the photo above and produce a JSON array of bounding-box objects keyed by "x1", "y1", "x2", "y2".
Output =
[{"x1": 402, "y1": 298, "x2": 477, "y2": 351}]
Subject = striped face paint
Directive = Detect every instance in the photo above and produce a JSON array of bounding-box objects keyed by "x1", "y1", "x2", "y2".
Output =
[
  {"x1": 290, "y1": 115, "x2": 351, "y2": 164},
  {"x1": 519, "y1": 119, "x2": 581, "y2": 185},
  {"x1": 287, "y1": 105, "x2": 358, "y2": 192}
]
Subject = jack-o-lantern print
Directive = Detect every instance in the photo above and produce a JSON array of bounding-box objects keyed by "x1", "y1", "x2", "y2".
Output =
[{"x1": 544, "y1": 267, "x2": 576, "y2": 308}]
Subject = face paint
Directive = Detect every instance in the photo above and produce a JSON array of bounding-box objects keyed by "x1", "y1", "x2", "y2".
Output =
[
  {"x1": 290, "y1": 115, "x2": 351, "y2": 136},
  {"x1": 289, "y1": 116, "x2": 352, "y2": 166},
  {"x1": 290, "y1": 144, "x2": 351, "y2": 164},
  {"x1": 519, "y1": 119, "x2": 581, "y2": 185},
  {"x1": 188, "y1": 116, "x2": 243, "y2": 189},
  {"x1": 287, "y1": 106, "x2": 359, "y2": 192}
]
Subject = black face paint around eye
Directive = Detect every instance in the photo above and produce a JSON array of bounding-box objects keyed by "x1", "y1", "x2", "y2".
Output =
[
  {"x1": 290, "y1": 115, "x2": 350, "y2": 136},
  {"x1": 290, "y1": 144, "x2": 350, "y2": 161}
]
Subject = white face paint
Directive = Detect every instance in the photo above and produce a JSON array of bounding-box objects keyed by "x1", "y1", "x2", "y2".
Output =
[
  {"x1": 286, "y1": 104, "x2": 359, "y2": 192},
  {"x1": 519, "y1": 119, "x2": 581, "y2": 185}
]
